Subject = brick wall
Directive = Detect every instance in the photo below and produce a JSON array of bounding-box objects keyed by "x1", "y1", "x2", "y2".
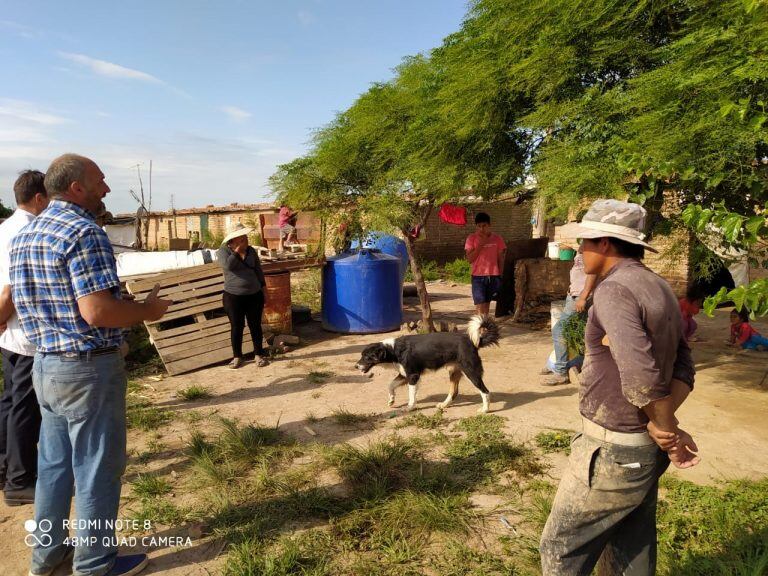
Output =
[{"x1": 414, "y1": 201, "x2": 533, "y2": 264}]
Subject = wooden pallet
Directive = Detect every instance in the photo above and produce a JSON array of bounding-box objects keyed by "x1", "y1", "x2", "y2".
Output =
[{"x1": 126, "y1": 257, "x2": 324, "y2": 375}]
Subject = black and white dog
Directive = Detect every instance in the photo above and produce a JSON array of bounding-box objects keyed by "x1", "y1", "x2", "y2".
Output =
[{"x1": 354, "y1": 315, "x2": 500, "y2": 413}]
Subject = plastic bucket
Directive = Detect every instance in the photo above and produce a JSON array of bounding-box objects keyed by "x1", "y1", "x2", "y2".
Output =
[
  {"x1": 547, "y1": 242, "x2": 560, "y2": 259},
  {"x1": 559, "y1": 247, "x2": 576, "y2": 261}
]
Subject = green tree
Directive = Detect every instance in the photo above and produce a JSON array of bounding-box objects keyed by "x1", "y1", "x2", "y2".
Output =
[{"x1": 0, "y1": 200, "x2": 12, "y2": 219}]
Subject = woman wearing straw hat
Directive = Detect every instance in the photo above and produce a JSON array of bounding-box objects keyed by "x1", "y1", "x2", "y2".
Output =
[{"x1": 217, "y1": 224, "x2": 269, "y2": 368}]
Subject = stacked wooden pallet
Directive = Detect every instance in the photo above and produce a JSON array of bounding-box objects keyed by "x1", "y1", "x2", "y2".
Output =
[{"x1": 126, "y1": 256, "x2": 323, "y2": 375}]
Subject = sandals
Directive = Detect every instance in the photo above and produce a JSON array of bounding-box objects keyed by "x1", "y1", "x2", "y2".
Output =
[
  {"x1": 256, "y1": 356, "x2": 270, "y2": 368},
  {"x1": 228, "y1": 357, "x2": 243, "y2": 369}
]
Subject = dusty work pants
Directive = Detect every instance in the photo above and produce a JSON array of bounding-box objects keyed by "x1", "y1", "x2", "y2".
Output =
[{"x1": 539, "y1": 432, "x2": 669, "y2": 576}]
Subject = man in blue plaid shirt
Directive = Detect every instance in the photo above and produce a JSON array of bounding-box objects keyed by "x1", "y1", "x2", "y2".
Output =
[{"x1": 10, "y1": 154, "x2": 170, "y2": 576}]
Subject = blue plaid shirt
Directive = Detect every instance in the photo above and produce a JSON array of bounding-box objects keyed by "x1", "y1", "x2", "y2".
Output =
[{"x1": 9, "y1": 200, "x2": 124, "y2": 352}]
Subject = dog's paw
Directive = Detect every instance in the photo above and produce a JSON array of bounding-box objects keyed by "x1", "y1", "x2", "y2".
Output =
[
  {"x1": 437, "y1": 401, "x2": 450, "y2": 409},
  {"x1": 388, "y1": 396, "x2": 395, "y2": 407},
  {"x1": 404, "y1": 404, "x2": 416, "y2": 412},
  {"x1": 477, "y1": 406, "x2": 490, "y2": 414}
]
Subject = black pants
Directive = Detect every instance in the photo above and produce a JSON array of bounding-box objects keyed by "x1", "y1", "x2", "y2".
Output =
[
  {"x1": 0, "y1": 348, "x2": 40, "y2": 490},
  {"x1": 223, "y1": 291, "x2": 266, "y2": 358}
]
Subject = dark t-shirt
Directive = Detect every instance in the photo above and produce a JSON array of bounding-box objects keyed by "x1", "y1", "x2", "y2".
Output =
[{"x1": 579, "y1": 259, "x2": 695, "y2": 433}]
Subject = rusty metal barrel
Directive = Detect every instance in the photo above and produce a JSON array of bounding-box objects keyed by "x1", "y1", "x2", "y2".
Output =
[{"x1": 262, "y1": 272, "x2": 292, "y2": 334}]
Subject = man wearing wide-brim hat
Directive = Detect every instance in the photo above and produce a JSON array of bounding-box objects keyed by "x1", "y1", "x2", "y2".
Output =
[{"x1": 539, "y1": 199, "x2": 699, "y2": 576}]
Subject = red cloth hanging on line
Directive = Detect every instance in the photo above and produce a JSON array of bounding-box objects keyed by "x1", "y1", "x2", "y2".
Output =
[{"x1": 438, "y1": 203, "x2": 467, "y2": 226}]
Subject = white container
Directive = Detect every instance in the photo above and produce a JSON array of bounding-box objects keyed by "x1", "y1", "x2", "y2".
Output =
[{"x1": 547, "y1": 241, "x2": 560, "y2": 259}]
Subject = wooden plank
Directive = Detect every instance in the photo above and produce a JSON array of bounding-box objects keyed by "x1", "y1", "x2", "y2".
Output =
[
  {"x1": 163, "y1": 293, "x2": 221, "y2": 314},
  {"x1": 127, "y1": 263, "x2": 220, "y2": 293},
  {"x1": 152, "y1": 316, "x2": 230, "y2": 342},
  {"x1": 163, "y1": 330, "x2": 258, "y2": 362},
  {"x1": 165, "y1": 342, "x2": 255, "y2": 375},
  {"x1": 148, "y1": 300, "x2": 222, "y2": 325},
  {"x1": 158, "y1": 322, "x2": 237, "y2": 351}
]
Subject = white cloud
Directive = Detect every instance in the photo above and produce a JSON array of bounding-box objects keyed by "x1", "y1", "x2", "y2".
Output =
[
  {"x1": 0, "y1": 20, "x2": 40, "y2": 39},
  {"x1": 220, "y1": 106, "x2": 252, "y2": 122},
  {"x1": 58, "y1": 52, "x2": 163, "y2": 83},
  {"x1": 0, "y1": 99, "x2": 70, "y2": 127},
  {"x1": 297, "y1": 10, "x2": 315, "y2": 27}
]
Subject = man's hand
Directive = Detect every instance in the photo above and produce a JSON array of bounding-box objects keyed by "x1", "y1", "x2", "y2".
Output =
[
  {"x1": 144, "y1": 284, "x2": 171, "y2": 322},
  {"x1": 668, "y1": 429, "x2": 700, "y2": 469},
  {"x1": 647, "y1": 420, "x2": 678, "y2": 451},
  {"x1": 575, "y1": 297, "x2": 587, "y2": 313}
]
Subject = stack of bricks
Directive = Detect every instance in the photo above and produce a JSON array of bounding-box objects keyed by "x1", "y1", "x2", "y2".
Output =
[{"x1": 414, "y1": 201, "x2": 533, "y2": 264}]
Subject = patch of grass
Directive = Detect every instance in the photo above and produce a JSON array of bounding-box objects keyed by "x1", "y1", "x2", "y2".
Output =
[
  {"x1": 127, "y1": 402, "x2": 173, "y2": 431},
  {"x1": 657, "y1": 476, "x2": 768, "y2": 576},
  {"x1": 435, "y1": 540, "x2": 521, "y2": 575},
  {"x1": 305, "y1": 411, "x2": 320, "y2": 424},
  {"x1": 395, "y1": 409, "x2": 445, "y2": 430},
  {"x1": 187, "y1": 419, "x2": 291, "y2": 487},
  {"x1": 136, "y1": 438, "x2": 166, "y2": 464},
  {"x1": 224, "y1": 530, "x2": 333, "y2": 576},
  {"x1": 307, "y1": 371, "x2": 333, "y2": 384},
  {"x1": 129, "y1": 497, "x2": 187, "y2": 527},
  {"x1": 311, "y1": 391, "x2": 322, "y2": 399},
  {"x1": 534, "y1": 429, "x2": 575, "y2": 454},
  {"x1": 331, "y1": 491, "x2": 477, "y2": 555},
  {"x1": 447, "y1": 415, "x2": 543, "y2": 483},
  {"x1": 131, "y1": 473, "x2": 172, "y2": 499},
  {"x1": 177, "y1": 385, "x2": 212, "y2": 401},
  {"x1": 330, "y1": 407, "x2": 373, "y2": 427},
  {"x1": 443, "y1": 258, "x2": 472, "y2": 284},
  {"x1": 291, "y1": 269, "x2": 322, "y2": 313},
  {"x1": 328, "y1": 436, "x2": 420, "y2": 499}
]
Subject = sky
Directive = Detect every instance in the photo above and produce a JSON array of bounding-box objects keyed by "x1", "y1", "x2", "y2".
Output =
[{"x1": 0, "y1": 0, "x2": 468, "y2": 215}]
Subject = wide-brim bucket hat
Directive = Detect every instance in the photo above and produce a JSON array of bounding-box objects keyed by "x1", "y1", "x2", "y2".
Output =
[
  {"x1": 221, "y1": 224, "x2": 253, "y2": 245},
  {"x1": 571, "y1": 199, "x2": 657, "y2": 252}
]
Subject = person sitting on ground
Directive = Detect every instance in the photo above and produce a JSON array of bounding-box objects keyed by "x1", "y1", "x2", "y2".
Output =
[
  {"x1": 729, "y1": 308, "x2": 768, "y2": 351},
  {"x1": 278, "y1": 204, "x2": 298, "y2": 251},
  {"x1": 218, "y1": 224, "x2": 270, "y2": 368},
  {"x1": 679, "y1": 285, "x2": 705, "y2": 342},
  {"x1": 465, "y1": 212, "x2": 506, "y2": 316}
]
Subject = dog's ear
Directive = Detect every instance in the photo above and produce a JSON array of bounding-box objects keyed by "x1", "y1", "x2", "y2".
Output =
[{"x1": 373, "y1": 344, "x2": 390, "y2": 362}]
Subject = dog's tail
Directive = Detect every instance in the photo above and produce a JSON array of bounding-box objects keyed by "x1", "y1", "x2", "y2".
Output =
[{"x1": 467, "y1": 315, "x2": 500, "y2": 348}]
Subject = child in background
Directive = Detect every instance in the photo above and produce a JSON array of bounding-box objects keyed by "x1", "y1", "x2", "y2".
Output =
[
  {"x1": 729, "y1": 308, "x2": 768, "y2": 351},
  {"x1": 679, "y1": 286, "x2": 705, "y2": 342}
]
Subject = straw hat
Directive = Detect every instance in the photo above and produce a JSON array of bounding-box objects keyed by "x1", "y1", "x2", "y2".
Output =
[
  {"x1": 221, "y1": 223, "x2": 253, "y2": 245},
  {"x1": 572, "y1": 199, "x2": 657, "y2": 252}
]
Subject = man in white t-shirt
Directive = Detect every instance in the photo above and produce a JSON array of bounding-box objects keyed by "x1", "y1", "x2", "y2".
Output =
[{"x1": 0, "y1": 170, "x2": 48, "y2": 506}]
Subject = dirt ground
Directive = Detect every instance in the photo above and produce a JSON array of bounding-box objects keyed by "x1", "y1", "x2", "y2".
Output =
[{"x1": 1, "y1": 282, "x2": 767, "y2": 575}]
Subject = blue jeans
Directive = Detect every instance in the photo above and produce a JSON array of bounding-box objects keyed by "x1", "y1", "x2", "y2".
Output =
[
  {"x1": 30, "y1": 351, "x2": 127, "y2": 576},
  {"x1": 743, "y1": 334, "x2": 768, "y2": 350},
  {"x1": 551, "y1": 295, "x2": 577, "y2": 375}
]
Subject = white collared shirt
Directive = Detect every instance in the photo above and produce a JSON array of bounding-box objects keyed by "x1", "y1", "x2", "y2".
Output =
[{"x1": 0, "y1": 208, "x2": 36, "y2": 356}]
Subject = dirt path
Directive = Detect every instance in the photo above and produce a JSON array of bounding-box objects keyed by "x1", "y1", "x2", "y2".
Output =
[{"x1": 1, "y1": 283, "x2": 766, "y2": 575}]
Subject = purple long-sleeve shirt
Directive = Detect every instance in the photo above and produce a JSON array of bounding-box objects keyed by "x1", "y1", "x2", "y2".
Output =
[{"x1": 579, "y1": 259, "x2": 695, "y2": 433}]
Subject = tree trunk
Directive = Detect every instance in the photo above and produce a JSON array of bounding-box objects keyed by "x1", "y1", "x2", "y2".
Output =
[{"x1": 402, "y1": 227, "x2": 436, "y2": 333}]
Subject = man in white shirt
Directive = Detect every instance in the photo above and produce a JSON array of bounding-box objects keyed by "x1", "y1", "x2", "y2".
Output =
[{"x1": 0, "y1": 170, "x2": 48, "y2": 506}]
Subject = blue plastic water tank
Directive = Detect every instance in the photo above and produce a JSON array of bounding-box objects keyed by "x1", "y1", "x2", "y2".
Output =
[
  {"x1": 350, "y1": 232, "x2": 409, "y2": 285},
  {"x1": 322, "y1": 250, "x2": 403, "y2": 333}
]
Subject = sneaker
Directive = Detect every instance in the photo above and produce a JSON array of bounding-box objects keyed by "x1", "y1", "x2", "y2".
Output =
[
  {"x1": 228, "y1": 357, "x2": 243, "y2": 369},
  {"x1": 538, "y1": 367, "x2": 552, "y2": 376},
  {"x1": 568, "y1": 366, "x2": 582, "y2": 386},
  {"x1": 107, "y1": 554, "x2": 149, "y2": 576},
  {"x1": 256, "y1": 356, "x2": 270, "y2": 368},
  {"x1": 28, "y1": 546, "x2": 75, "y2": 576},
  {"x1": 5, "y1": 485, "x2": 35, "y2": 506},
  {"x1": 541, "y1": 373, "x2": 569, "y2": 386}
]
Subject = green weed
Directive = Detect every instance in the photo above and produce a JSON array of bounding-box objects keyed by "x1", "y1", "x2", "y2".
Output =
[
  {"x1": 534, "y1": 429, "x2": 575, "y2": 454},
  {"x1": 177, "y1": 385, "x2": 213, "y2": 401}
]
